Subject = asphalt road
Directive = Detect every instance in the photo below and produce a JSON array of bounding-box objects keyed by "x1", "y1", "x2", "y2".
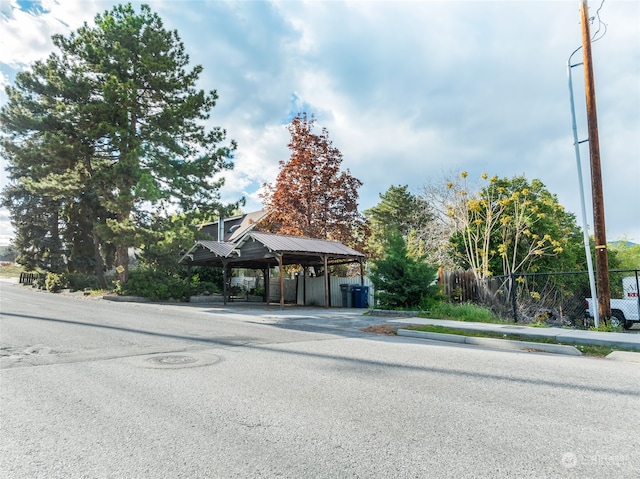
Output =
[{"x1": 1, "y1": 283, "x2": 639, "y2": 478}]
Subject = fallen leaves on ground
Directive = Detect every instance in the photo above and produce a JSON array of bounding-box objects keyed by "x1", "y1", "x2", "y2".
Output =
[{"x1": 361, "y1": 324, "x2": 398, "y2": 335}]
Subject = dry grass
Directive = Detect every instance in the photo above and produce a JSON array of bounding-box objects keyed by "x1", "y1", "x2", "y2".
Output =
[{"x1": 360, "y1": 324, "x2": 398, "y2": 335}]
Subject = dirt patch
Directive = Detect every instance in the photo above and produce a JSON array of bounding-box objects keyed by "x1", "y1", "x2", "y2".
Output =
[{"x1": 361, "y1": 324, "x2": 398, "y2": 335}]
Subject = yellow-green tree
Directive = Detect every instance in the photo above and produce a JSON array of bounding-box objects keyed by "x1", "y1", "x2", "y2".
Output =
[
  {"x1": 608, "y1": 240, "x2": 640, "y2": 271},
  {"x1": 446, "y1": 173, "x2": 584, "y2": 278}
]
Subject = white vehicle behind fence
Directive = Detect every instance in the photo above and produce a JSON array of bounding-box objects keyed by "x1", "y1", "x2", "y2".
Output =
[{"x1": 585, "y1": 276, "x2": 640, "y2": 329}]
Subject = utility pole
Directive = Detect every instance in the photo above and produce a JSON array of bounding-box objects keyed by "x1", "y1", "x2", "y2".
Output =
[{"x1": 580, "y1": 0, "x2": 611, "y2": 324}]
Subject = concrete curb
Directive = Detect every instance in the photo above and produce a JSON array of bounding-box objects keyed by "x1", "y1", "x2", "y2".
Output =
[
  {"x1": 397, "y1": 329, "x2": 583, "y2": 356},
  {"x1": 388, "y1": 317, "x2": 640, "y2": 352},
  {"x1": 401, "y1": 331, "x2": 467, "y2": 344},
  {"x1": 102, "y1": 295, "x2": 150, "y2": 303},
  {"x1": 369, "y1": 309, "x2": 418, "y2": 318},
  {"x1": 605, "y1": 351, "x2": 640, "y2": 363},
  {"x1": 189, "y1": 295, "x2": 225, "y2": 303},
  {"x1": 555, "y1": 332, "x2": 640, "y2": 352}
]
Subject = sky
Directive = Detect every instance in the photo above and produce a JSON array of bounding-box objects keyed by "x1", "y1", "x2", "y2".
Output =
[{"x1": 1, "y1": 0, "x2": 639, "y2": 248}]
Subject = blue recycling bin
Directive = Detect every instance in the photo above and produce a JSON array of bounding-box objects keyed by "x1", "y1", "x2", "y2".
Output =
[{"x1": 352, "y1": 285, "x2": 369, "y2": 308}]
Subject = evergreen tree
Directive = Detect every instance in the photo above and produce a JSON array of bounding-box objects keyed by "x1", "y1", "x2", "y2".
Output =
[
  {"x1": 1, "y1": 3, "x2": 236, "y2": 283},
  {"x1": 2, "y1": 182, "x2": 65, "y2": 272},
  {"x1": 369, "y1": 229, "x2": 438, "y2": 309},
  {"x1": 364, "y1": 185, "x2": 431, "y2": 260}
]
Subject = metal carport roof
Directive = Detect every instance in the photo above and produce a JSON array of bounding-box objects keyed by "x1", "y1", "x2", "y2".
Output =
[
  {"x1": 180, "y1": 232, "x2": 365, "y2": 269},
  {"x1": 179, "y1": 232, "x2": 366, "y2": 308}
]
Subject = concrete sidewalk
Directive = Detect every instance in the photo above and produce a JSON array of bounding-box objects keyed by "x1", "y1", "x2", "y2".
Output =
[
  {"x1": 383, "y1": 315, "x2": 640, "y2": 358},
  {"x1": 190, "y1": 303, "x2": 640, "y2": 356},
  {"x1": 223, "y1": 304, "x2": 640, "y2": 359}
]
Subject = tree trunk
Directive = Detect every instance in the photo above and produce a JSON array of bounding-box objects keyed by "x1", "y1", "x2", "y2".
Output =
[
  {"x1": 91, "y1": 228, "x2": 107, "y2": 289},
  {"x1": 115, "y1": 244, "x2": 129, "y2": 284},
  {"x1": 50, "y1": 209, "x2": 65, "y2": 273}
]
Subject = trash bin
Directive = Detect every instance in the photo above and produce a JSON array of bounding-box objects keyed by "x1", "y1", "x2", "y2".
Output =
[
  {"x1": 340, "y1": 284, "x2": 353, "y2": 307},
  {"x1": 352, "y1": 285, "x2": 369, "y2": 308}
]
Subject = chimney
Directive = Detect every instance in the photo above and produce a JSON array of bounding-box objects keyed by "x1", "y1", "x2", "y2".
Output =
[{"x1": 218, "y1": 215, "x2": 224, "y2": 242}]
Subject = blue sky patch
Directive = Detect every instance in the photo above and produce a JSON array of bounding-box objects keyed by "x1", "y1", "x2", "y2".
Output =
[{"x1": 16, "y1": 0, "x2": 48, "y2": 15}]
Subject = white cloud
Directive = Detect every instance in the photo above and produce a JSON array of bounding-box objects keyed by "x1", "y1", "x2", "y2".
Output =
[
  {"x1": 0, "y1": 0, "x2": 115, "y2": 68},
  {"x1": 0, "y1": 0, "x2": 638, "y2": 246}
]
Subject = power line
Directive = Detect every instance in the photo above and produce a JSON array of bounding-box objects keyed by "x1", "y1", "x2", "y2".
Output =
[{"x1": 590, "y1": 0, "x2": 608, "y2": 43}]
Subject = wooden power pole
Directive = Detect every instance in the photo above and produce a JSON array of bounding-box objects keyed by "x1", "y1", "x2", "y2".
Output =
[{"x1": 580, "y1": 0, "x2": 611, "y2": 324}]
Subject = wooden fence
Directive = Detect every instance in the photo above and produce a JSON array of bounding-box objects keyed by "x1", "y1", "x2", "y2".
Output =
[
  {"x1": 438, "y1": 268, "x2": 478, "y2": 302},
  {"x1": 19, "y1": 272, "x2": 44, "y2": 285}
]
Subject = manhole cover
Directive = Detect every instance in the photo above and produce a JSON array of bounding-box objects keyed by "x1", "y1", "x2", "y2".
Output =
[
  {"x1": 138, "y1": 352, "x2": 221, "y2": 369},
  {"x1": 147, "y1": 355, "x2": 198, "y2": 365}
]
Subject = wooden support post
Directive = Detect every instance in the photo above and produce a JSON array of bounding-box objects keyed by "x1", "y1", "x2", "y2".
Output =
[
  {"x1": 323, "y1": 255, "x2": 329, "y2": 308},
  {"x1": 303, "y1": 266, "x2": 307, "y2": 306},
  {"x1": 222, "y1": 262, "x2": 228, "y2": 306},
  {"x1": 278, "y1": 254, "x2": 284, "y2": 309},
  {"x1": 265, "y1": 267, "x2": 271, "y2": 304},
  {"x1": 262, "y1": 268, "x2": 268, "y2": 303}
]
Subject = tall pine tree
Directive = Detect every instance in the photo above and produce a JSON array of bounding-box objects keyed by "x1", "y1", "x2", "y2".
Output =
[{"x1": 1, "y1": 3, "x2": 236, "y2": 283}]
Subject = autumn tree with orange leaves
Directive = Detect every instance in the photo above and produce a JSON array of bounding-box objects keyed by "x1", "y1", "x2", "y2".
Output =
[{"x1": 260, "y1": 113, "x2": 364, "y2": 249}]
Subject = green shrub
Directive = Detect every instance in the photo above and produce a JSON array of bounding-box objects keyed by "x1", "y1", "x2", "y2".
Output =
[
  {"x1": 190, "y1": 280, "x2": 220, "y2": 296},
  {"x1": 187, "y1": 266, "x2": 224, "y2": 290},
  {"x1": 61, "y1": 272, "x2": 100, "y2": 291},
  {"x1": 33, "y1": 273, "x2": 47, "y2": 289},
  {"x1": 250, "y1": 285, "x2": 265, "y2": 296},
  {"x1": 115, "y1": 268, "x2": 191, "y2": 301},
  {"x1": 45, "y1": 272, "x2": 65, "y2": 293}
]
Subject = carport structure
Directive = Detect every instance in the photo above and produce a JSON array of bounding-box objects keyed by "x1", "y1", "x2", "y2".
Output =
[{"x1": 179, "y1": 231, "x2": 366, "y2": 308}]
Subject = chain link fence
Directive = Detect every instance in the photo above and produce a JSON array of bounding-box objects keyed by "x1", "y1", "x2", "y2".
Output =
[{"x1": 440, "y1": 269, "x2": 640, "y2": 328}]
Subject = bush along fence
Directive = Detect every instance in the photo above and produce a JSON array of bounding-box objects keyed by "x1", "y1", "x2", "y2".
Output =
[{"x1": 439, "y1": 269, "x2": 640, "y2": 327}]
